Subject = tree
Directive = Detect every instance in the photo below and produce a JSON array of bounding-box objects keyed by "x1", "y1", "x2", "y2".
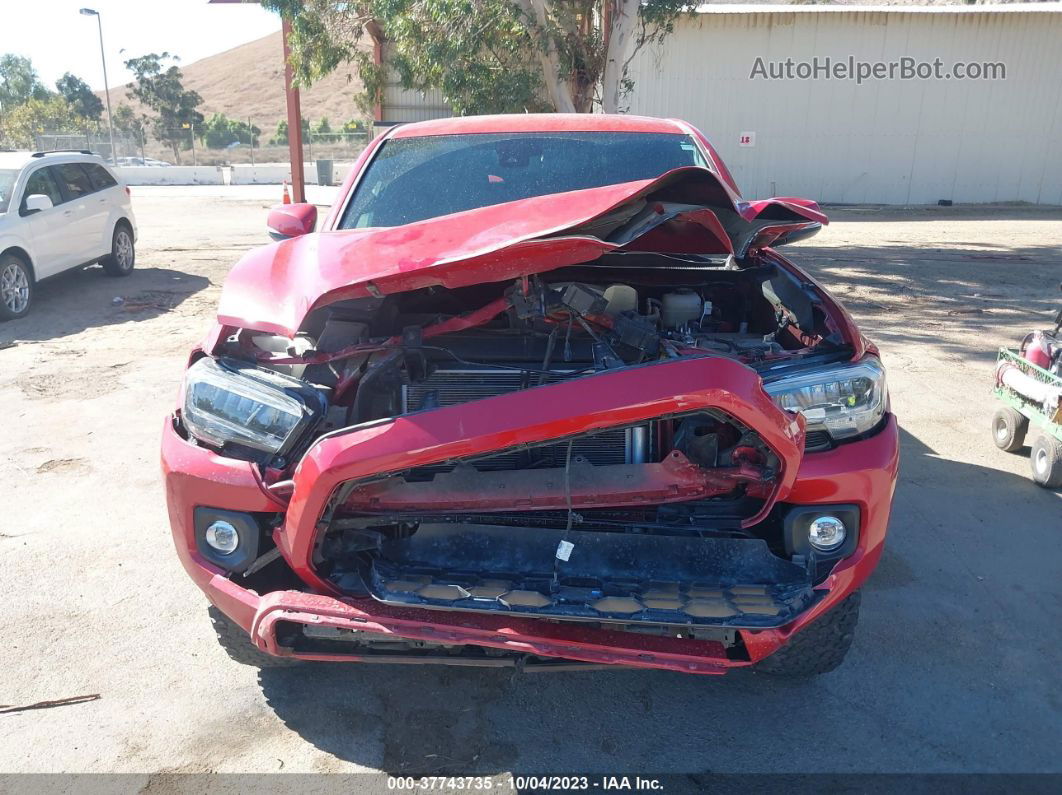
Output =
[
  {"x1": 202, "y1": 112, "x2": 234, "y2": 148},
  {"x1": 201, "y1": 113, "x2": 261, "y2": 149},
  {"x1": 113, "y1": 103, "x2": 148, "y2": 158},
  {"x1": 263, "y1": 0, "x2": 689, "y2": 115},
  {"x1": 56, "y1": 73, "x2": 104, "y2": 124},
  {"x1": 270, "y1": 117, "x2": 310, "y2": 146},
  {"x1": 270, "y1": 118, "x2": 289, "y2": 146},
  {"x1": 314, "y1": 116, "x2": 336, "y2": 142},
  {"x1": 123, "y1": 52, "x2": 203, "y2": 164},
  {"x1": 113, "y1": 104, "x2": 146, "y2": 140},
  {"x1": 4, "y1": 96, "x2": 89, "y2": 147},
  {"x1": 0, "y1": 54, "x2": 51, "y2": 110}
]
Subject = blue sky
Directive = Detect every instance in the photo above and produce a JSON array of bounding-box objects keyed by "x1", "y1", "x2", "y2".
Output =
[{"x1": 1, "y1": 0, "x2": 281, "y2": 92}]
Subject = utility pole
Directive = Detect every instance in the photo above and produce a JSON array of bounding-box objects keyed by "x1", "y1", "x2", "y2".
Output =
[
  {"x1": 281, "y1": 17, "x2": 305, "y2": 202},
  {"x1": 80, "y1": 8, "x2": 116, "y2": 165}
]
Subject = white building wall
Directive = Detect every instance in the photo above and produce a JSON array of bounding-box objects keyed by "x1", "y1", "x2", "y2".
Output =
[
  {"x1": 625, "y1": 6, "x2": 1062, "y2": 205},
  {"x1": 380, "y1": 41, "x2": 453, "y2": 123}
]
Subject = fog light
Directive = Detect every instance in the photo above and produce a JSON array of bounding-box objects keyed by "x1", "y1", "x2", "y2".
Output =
[
  {"x1": 808, "y1": 516, "x2": 846, "y2": 551},
  {"x1": 204, "y1": 520, "x2": 239, "y2": 555}
]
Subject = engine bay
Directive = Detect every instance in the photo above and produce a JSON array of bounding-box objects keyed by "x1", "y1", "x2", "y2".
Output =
[{"x1": 218, "y1": 255, "x2": 836, "y2": 440}]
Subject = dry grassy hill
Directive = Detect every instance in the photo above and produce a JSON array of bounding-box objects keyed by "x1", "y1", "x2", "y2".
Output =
[{"x1": 106, "y1": 31, "x2": 368, "y2": 136}]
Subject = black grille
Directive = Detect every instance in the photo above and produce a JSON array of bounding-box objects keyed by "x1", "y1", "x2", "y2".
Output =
[
  {"x1": 403, "y1": 368, "x2": 574, "y2": 410},
  {"x1": 402, "y1": 366, "x2": 642, "y2": 471},
  {"x1": 804, "y1": 430, "x2": 832, "y2": 452},
  {"x1": 409, "y1": 430, "x2": 633, "y2": 475}
]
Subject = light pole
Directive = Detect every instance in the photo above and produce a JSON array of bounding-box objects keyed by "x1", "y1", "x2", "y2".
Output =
[{"x1": 80, "y1": 8, "x2": 116, "y2": 165}]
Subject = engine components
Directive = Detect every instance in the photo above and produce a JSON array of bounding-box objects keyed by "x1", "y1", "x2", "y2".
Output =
[
  {"x1": 603, "y1": 284, "x2": 638, "y2": 314},
  {"x1": 661, "y1": 289, "x2": 705, "y2": 328}
]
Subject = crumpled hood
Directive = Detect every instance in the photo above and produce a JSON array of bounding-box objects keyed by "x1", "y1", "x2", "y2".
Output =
[{"x1": 217, "y1": 167, "x2": 826, "y2": 337}]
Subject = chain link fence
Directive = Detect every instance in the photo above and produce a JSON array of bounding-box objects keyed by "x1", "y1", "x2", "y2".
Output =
[
  {"x1": 31, "y1": 123, "x2": 370, "y2": 171},
  {"x1": 31, "y1": 131, "x2": 142, "y2": 164}
]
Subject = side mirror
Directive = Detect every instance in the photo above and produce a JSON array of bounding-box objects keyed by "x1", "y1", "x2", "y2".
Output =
[
  {"x1": 267, "y1": 203, "x2": 317, "y2": 241},
  {"x1": 23, "y1": 194, "x2": 54, "y2": 215}
]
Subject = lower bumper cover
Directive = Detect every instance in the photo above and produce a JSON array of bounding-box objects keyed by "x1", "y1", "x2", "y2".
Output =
[
  {"x1": 247, "y1": 587, "x2": 739, "y2": 673},
  {"x1": 336, "y1": 524, "x2": 820, "y2": 628}
]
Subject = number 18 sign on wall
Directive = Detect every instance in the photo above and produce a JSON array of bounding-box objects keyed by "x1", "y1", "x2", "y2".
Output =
[{"x1": 739, "y1": 132, "x2": 756, "y2": 147}]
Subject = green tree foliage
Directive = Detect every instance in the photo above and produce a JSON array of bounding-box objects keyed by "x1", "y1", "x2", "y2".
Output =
[
  {"x1": 262, "y1": 0, "x2": 690, "y2": 115},
  {"x1": 123, "y1": 52, "x2": 203, "y2": 164},
  {"x1": 269, "y1": 117, "x2": 311, "y2": 146},
  {"x1": 113, "y1": 103, "x2": 147, "y2": 143},
  {"x1": 55, "y1": 73, "x2": 104, "y2": 123},
  {"x1": 271, "y1": 119, "x2": 289, "y2": 146},
  {"x1": 0, "y1": 54, "x2": 51, "y2": 110},
  {"x1": 314, "y1": 116, "x2": 337, "y2": 142},
  {"x1": 4, "y1": 96, "x2": 89, "y2": 146},
  {"x1": 201, "y1": 112, "x2": 261, "y2": 149}
]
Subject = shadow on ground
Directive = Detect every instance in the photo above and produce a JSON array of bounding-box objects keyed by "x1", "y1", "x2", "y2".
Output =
[
  {"x1": 783, "y1": 237, "x2": 1062, "y2": 373},
  {"x1": 256, "y1": 425, "x2": 1061, "y2": 775},
  {"x1": 0, "y1": 264, "x2": 210, "y2": 346}
]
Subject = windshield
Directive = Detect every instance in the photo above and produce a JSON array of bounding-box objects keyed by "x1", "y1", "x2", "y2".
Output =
[
  {"x1": 339, "y1": 132, "x2": 708, "y2": 229},
  {"x1": 0, "y1": 169, "x2": 19, "y2": 214}
]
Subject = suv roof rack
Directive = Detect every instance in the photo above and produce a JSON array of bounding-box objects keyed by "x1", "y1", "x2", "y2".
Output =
[{"x1": 31, "y1": 149, "x2": 98, "y2": 158}]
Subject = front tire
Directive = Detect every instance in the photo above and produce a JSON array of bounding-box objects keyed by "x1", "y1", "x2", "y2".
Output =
[
  {"x1": 992, "y1": 406, "x2": 1028, "y2": 453},
  {"x1": 1030, "y1": 434, "x2": 1062, "y2": 488},
  {"x1": 755, "y1": 591, "x2": 861, "y2": 678},
  {"x1": 101, "y1": 223, "x2": 135, "y2": 277},
  {"x1": 0, "y1": 253, "x2": 33, "y2": 321},
  {"x1": 208, "y1": 605, "x2": 300, "y2": 668}
]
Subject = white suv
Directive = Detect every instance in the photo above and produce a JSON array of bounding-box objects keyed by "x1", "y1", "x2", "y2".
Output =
[{"x1": 0, "y1": 150, "x2": 137, "y2": 320}]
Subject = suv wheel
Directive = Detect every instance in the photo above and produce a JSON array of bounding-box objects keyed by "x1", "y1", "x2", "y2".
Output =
[
  {"x1": 101, "y1": 223, "x2": 135, "y2": 277},
  {"x1": 755, "y1": 591, "x2": 861, "y2": 678},
  {"x1": 0, "y1": 254, "x2": 33, "y2": 320},
  {"x1": 208, "y1": 605, "x2": 300, "y2": 668},
  {"x1": 1030, "y1": 434, "x2": 1062, "y2": 488}
]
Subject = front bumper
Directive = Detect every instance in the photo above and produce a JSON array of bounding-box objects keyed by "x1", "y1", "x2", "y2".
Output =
[{"x1": 163, "y1": 363, "x2": 898, "y2": 674}]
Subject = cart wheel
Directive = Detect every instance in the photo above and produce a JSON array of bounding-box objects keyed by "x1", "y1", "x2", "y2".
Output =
[
  {"x1": 992, "y1": 407, "x2": 1027, "y2": 453},
  {"x1": 1030, "y1": 435, "x2": 1062, "y2": 488}
]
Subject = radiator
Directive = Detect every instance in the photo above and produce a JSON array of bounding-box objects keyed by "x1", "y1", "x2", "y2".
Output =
[{"x1": 401, "y1": 367, "x2": 648, "y2": 470}]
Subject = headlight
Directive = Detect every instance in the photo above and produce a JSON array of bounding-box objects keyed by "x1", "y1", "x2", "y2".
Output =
[
  {"x1": 764, "y1": 357, "x2": 887, "y2": 441},
  {"x1": 182, "y1": 357, "x2": 325, "y2": 458}
]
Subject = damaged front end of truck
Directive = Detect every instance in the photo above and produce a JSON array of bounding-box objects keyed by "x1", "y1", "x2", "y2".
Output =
[{"x1": 164, "y1": 167, "x2": 895, "y2": 672}]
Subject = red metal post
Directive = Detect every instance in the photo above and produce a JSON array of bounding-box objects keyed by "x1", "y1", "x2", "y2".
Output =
[{"x1": 282, "y1": 17, "x2": 306, "y2": 203}]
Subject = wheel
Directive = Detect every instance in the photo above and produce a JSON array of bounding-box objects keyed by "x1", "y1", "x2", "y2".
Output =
[
  {"x1": 208, "y1": 605, "x2": 300, "y2": 668},
  {"x1": 755, "y1": 591, "x2": 861, "y2": 677},
  {"x1": 992, "y1": 406, "x2": 1028, "y2": 452},
  {"x1": 0, "y1": 253, "x2": 33, "y2": 321},
  {"x1": 101, "y1": 223, "x2": 135, "y2": 277},
  {"x1": 1030, "y1": 434, "x2": 1062, "y2": 488}
]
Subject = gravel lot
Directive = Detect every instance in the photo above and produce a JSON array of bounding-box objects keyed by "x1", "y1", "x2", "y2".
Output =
[{"x1": 1, "y1": 187, "x2": 1059, "y2": 777}]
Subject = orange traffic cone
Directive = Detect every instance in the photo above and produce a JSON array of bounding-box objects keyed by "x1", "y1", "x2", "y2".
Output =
[{"x1": 282, "y1": 180, "x2": 291, "y2": 204}]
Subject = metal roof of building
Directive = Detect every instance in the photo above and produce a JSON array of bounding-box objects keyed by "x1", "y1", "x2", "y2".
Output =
[{"x1": 692, "y1": 3, "x2": 1062, "y2": 14}]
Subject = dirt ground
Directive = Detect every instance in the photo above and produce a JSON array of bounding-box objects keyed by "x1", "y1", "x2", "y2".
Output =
[{"x1": 1, "y1": 187, "x2": 1059, "y2": 777}]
